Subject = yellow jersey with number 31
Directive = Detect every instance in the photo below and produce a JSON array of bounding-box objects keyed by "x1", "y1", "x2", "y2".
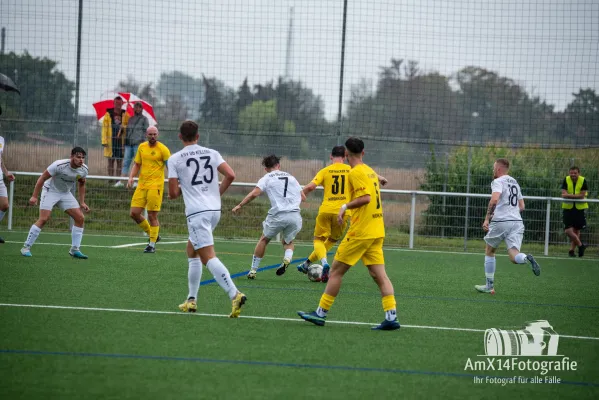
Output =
[
  {"x1": 345, "y1": 163, "x2": 385, "y2": 239},
  {"x1": 135, "y1": 141, "x2": 171, "y2": 189},
  {"x1": 311, "y1": 162, "x2": 352, "y2": 216}
]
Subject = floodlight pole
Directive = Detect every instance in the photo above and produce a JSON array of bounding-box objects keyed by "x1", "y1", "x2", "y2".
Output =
[{"x1": 336, "y1": 0, "x2": 348, "y2": 146}]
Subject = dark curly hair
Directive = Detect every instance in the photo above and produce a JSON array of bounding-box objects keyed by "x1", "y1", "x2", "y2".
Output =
[{"x1": 262, "y1": 154, "x2": 281, "y2": 169}]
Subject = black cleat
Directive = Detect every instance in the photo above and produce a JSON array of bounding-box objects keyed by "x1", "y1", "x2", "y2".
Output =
[
  {"x1": 578, "y1": 244, "x2": 587, "y2": 258},
  {"x1": 568, "y1": 250, "x2": 576, "y2": 257},
  {"x1": 144, "y1": 245, "x2": 155, "y2": 253},
  {"x1": 0, "y1": 236, "x2": 4, "y2": 244},
  {"x1": 526, "y1": 254, "x2": 541, "y2": 276}
]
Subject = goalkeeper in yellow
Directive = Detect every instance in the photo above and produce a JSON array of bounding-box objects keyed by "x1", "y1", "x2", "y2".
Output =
[
  {"x1": 127, "y1": 126, "x2": 171, "y2": 253},
  {"x1": 297, "y1": 145, "x2": 352, "y2": 282},
  {"x1": 298, "y1": 137, "x2": 400, "y2": 330}
]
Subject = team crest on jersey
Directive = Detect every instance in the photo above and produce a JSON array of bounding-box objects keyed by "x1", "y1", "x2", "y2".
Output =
[{"x1": 151, "y1": 151, "x2": 156, "y2": 156}]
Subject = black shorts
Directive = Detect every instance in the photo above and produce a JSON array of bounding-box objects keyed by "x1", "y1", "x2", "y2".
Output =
[
  {"x1": 111, "y1": 137, "x2": 124, "y2": 159},
  {"x1": 563, "y1": 208, "x2": 587, "y2": 230}
]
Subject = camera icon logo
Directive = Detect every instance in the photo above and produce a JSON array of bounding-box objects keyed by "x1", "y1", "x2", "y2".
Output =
[{"x1": 484, "y1": 320, "x2": 559, "y2": 356}]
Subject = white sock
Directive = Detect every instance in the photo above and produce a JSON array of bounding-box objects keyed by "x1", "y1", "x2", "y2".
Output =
[
  {"x1": 251, "y1": 255, "x2": 262, "y2": 270},
  {"x1": 149, "y1": 241, "x2": 156, "y2": 247},
  {"x1": 320, "y1": 257, "x2": 328, "y2": 266},
  {"x1": 206, "y1": 257, "x2": 238, "y2": 300},
  {"x1": 385, "y1": 309, "x2": 397, "y2": 322},
  {"x1": 484, "y1": 256, "x2": 496, "y2": 288},
  {"x1": 24, "y1": 225, "x2": 41, "y2": 248},
  {"x1": 0, "y1": 210, "x2": 6, "y2": 223},
  {"x1": 316, "y1": 307, "x2": 328, "y2": 318},
  {"x1": 284, "y1": 249, "x2": 293, "y2": 261},
  {"x1": 187, "y1": 258, "x2": 203, "y2": 300},
  {"x1": 71, "y1": 226, "x2": 84, "y2": 249},
  {"x1": 514, "y1": 253, "x2": 528, "y2": 264}
]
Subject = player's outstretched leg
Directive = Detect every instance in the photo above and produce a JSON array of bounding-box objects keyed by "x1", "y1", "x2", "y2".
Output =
[
  {"x1": 297, "y1": 310, "x2": 326, "y2": 326},
  {"x1": 525, "y1": 254, "x2": 541, "y2": 276}
]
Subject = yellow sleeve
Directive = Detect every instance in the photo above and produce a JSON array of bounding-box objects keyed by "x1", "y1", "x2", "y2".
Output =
[
  {"x1": 101, "y1": 113, "x2": 111, "y2": 145},
  {"x1": 121, "y1": 112, "x2": 129, "y2": 139},
  {"x1": 311, "y1": 169, "x2": 325, "y2": 186},
  {"x1": 349, "y1": 169, "x2": 371, "y2": 199},
  {"x1": 161, "y1": 144, "x2": 171, "y2": 161},
  {"x1": 134, "y1": 144, "x2": 142, "y2": 164}
]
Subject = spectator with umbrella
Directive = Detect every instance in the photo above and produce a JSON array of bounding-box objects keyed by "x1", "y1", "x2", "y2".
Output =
[{"x1": 101, "y1": 96, "x2": 128, "y2": 185}]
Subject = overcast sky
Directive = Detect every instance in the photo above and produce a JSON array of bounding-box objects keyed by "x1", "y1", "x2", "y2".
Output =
[{"x1": 1, "y1": 0, "x2": 597, "y2": 120}]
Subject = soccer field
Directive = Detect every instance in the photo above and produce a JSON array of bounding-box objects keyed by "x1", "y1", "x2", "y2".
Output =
[{"x1": 0, "y1": 231, "x2": 598, "y2": 399}]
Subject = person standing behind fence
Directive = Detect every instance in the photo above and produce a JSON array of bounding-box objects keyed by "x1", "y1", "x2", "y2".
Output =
[
  {"x1": 475, "y1": 158, "x2": 541, "y2": 295},
  {"x1": 127, "y1": 126, "x2": 170, "y2": 253},
  {"x1": 0, "y1": 135, "x2": 16, "y2": 244},
  {"x1": 120, "y1": 102, "x2": 149, "y2": 187},
  {"x1": 561, "y1": 166, "x2": 588, "y2": 257},
  {"x1": 20, "y1": 147, "x2": 90, "y2": 259},
  {"x1": 101, "y1": 96, "x2": 128, "y2": 186}
]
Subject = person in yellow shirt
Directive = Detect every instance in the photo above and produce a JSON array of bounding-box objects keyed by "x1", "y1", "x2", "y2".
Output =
[
  {"x1": 101, "y1": 96, "x2": 129, "y2": 186},
  {"x1": 561, "y1": 166, "x2": 589, "y2": 257},
  {"x1": 298, "y1": 137, "x2": 400, "y2": 331},
  {"x1": 127, "y1": 126, "x2": 171, "y2": 253}
]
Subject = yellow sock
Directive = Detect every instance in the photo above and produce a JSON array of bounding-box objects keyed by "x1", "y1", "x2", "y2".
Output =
[
  {"x1": 149, "y1": 225, "x2": 160, "y2": 243},
  {"x1": 313, "y1": 239, "x2": 327, "y2": 261},
  {"x1": 324, "y1": 240, "x2": 336, "y2": 251},
  {"x1": 138, "y1": 220, "x2": 151, "y2": 235},
  {"x1": 382, "y1": 295, "x2": 397, "y2": 312},
  {"x1": 307, "y1": 251, "x2": 318, "y2": 263},
  {"x1": 319, "y1": 293, "x2": 336, "y2": 311}
]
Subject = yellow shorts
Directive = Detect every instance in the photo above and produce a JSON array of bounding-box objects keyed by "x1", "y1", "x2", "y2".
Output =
[
  {"x1": 334, "y1": 237, "x2": 385, "y2": 266},
  {"x1": 313, "y1": 212, "x2": 348, "y2": 240},
  {"x1": 131, "y1": 188, "x2": 163, "y2": 211}
]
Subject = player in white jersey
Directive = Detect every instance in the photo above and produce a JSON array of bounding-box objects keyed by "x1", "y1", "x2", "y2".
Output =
[
  {"x1": 167, "y1": 120, "x2": 246, "y2": 317},
  {"x1": 232, "y1": 155, "x2": 305, "y2": 279},
  {"x1": 475, "y1": 158, "x2": 540, "y2": 294},
  {"x1": 0, "y1": 135, "x2": 16, "y2": 244},
  {"x1": 21, "y1": 147, "x2": 90, "y2": 259}
]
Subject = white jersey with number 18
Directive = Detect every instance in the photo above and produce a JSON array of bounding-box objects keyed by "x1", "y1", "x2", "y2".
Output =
[
  {"x1": 168, "y1": 144, "x2": 225, "y2": 218},
  {"x1": 490, "y1": 175, "x2": 523, "y2": 222}
]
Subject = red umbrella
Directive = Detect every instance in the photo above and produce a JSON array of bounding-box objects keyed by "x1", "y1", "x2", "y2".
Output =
[{"x1": 92, "y1": 92, "x2": 157, "y2": 125}]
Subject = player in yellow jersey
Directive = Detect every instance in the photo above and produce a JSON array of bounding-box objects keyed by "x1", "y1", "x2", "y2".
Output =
[
  {"x1": 297, "y1": 146, "x2": 351, "y2": 282},
  {"x1": 298, "y1": 137, "x2": 400, "y2": 330},
  {"x1": 127, "y1": 126, "x2": 171, "y2": 253}
]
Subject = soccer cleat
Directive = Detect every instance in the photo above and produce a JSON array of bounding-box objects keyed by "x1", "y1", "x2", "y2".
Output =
[
  {"x1": 229, "y1": 292, "x2": 247, "y2": 318},
  {"x1": 114, "y1": 181, "x2": 124, "y2": 187},
  {"x1": 247, "y1": 269, "x2": 257, "y2": 280},
  {"x1": 144, "y1": 245, "x2": 155, "y2": 253},
  {"x1": 297, "y1": 310, "x2": 326, "y2": 326},
  {"x1": 526, "y1": 254, "x2": 541, "y2": 276},
  {"x1": 475, "y1": 284, "x2": 495, "y2": 294},
  {"x1": 297, "y1": 260, "x2": 311, "y2": 274},
  {"x1": 21, "y1": 247, "x2": 32, "y2": 257},
  {"x1": 276, "y1": 258, "x2": 291, "y2": 276},
  {"x1": 178, "y1": 298, "x2": 197, "y2": 313},
  {"x1": 69, "y1": 249, "x2": 88, "y2": 259},
  {"x1": 568, "y1": 250, "x2": 576, "y2": 257},
  {"x1": 371, "y1": 319, "x2": 401, "y2": 331},
  {"x1": 578, "y1": 244, "x2": 587, "y2": 258},
  {"x1": 0, "y1": 236, "x2": 5, "y2": 244},
  {"x1": 321, "y1": 263, "x2": 330, "y2": 283}
]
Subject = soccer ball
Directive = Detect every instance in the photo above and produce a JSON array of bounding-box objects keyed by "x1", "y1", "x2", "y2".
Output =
[{"x1": 307, "y1": 264, "x2": 323, "y2": 282}]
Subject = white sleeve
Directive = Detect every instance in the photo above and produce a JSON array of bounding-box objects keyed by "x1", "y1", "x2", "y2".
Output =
[
  {"x1": 167, "y1": 158, "x2": 178, "y2": 179},
  {"x1": 517, "y1": 184, "x2": 524, "y2": 200},
  {"x1": 491, "y1": 180, "x2": 502, "y2": 194},
  {"x1": 81, "y1": 164, "x2": 89, "y2": 179},
  {"x1": 214, "y1": 151, "x2": 225, "y2": 167},
  {"x1": 46, "y1": 160, "x2": 59, "y2": 176},
  {"x1": 256, "y1": 176, "x2": 267, "y2": 191}
]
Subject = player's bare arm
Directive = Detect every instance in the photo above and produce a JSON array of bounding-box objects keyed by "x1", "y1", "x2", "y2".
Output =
[
  {"x1": 377, "y1": 174, "x2": 388, "y2": 186},
  {"x1": 561, "y1": 188, "x2": 587, "y2": 199},
  {"x1": 519, "y1": 198, "x2": 525, "y2": 212},
  {"x1": 302, "y1": 182, "x2": 317, "y2": 196},
  {"x1": 1, "y1": 160, "x2": 14, "y2": 182},
  {"x1": 127, "y1": 162, "x2": 141, "y2": 188},
  {"x1": 29, "y1": 170, "x2": 52, "y2": 206},
  {"x1": 217, "y1": 162, "x2": 236, "y2": 196},
  {"x1": 232, "y1": 187, "x2": 262, "y2": 213},
  {"x1": 482, "y1": 192, "x2": 501, "y2": 232},
  {"x1": 78, "y1": 178, "x2": 90, "y2": 213},
  {"x1": 168, "y1": 177, "x2": 181, "y2": 200},
  {"x1": 337, "y1": 194, "x2": 371, "y2": 225}
]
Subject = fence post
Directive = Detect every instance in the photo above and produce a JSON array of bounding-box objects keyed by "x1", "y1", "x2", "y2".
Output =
[
  {"x1": 8, "y1": 179, "x2": 14, "y2": 230},
  {"x1": 544, "y1": 198, "x2": 551, "y2": 256},
  {"x1": 463, "y1": 147, "x2": 473, "y2": 251},
  {"x1": 409, "y1": 192, "x2": 416, "y2": 249},
  {"x1": 441, "y1": 153, "x2": 448, "y2": 238}
]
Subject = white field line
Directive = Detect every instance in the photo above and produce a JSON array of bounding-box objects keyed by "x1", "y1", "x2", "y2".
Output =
[
  {"x1": 1, "y1": 303, "x2": 598, "y2": 341},
  {"x1": 2, "y1": 237, "x2": 597, "y2": 262}
]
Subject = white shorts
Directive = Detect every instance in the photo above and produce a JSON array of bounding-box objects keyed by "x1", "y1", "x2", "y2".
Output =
[
  {"x1": 263, "y1": 212, "x2": 302, "y2": 244},
  {"x1": 187, "y1": 211, "x2": 221, "y2": 250},
  {"x1": 484, "y1": 221, "x2": 525, "y2": 251},
  {"x1": 0, "y1": 180, "x2": 7, "y2": 198},
  {"x1": 40, "y1": 189, "x2": 80, "y2": 211}
]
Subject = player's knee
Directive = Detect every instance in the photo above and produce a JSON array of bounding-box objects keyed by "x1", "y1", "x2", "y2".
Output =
[
  {"x1": 0, "y1": 204, "x2": 8, "y2": 212},
  {"x1": 74, "y1": 215, "x2": 85, "y2": 226}
]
